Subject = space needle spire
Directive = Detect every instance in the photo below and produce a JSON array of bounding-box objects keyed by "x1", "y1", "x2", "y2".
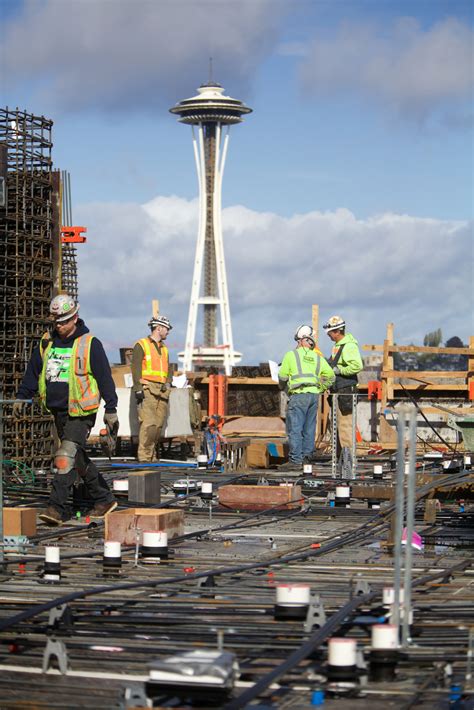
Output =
[{"x1": 170, "y1": 79, "x2": 252, "y2": 374}]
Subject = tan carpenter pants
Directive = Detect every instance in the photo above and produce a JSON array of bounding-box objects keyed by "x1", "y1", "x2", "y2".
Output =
[
  {"x1": 331, "y1": 391, "x2": 356, "y2": 452},
  {"x1": 337, "y1": 410, "x2": 354, "y2": 449},
  {"x1": 137, "y1": 383, "x2": 169, "y2": 462}
]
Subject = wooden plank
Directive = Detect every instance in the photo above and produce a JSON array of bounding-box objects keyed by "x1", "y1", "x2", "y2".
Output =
[
  {"x1": 219, "y1": 484, "x2": 302, "y2": 511},
  {"x1": 312, "y1": 304, "x2": 319, "y2": 341},
  {"x1": 105, "y1": 508, "x2": 184, "y2": 544},
  {"x1": 152, "y1": 299, "x2": 159, "y2": 317},
  {"x1": 388, "y1": 344, "x2": 474, "y2": 355},
  {"x1": 379, "y1": 415, "x2": 397, "y2": 444},
  {"x1": 246, "y1": 441, "x2": 270, "y2": 469},
  {"x1": 363, "y1": 344, "x2": 474, "y2": 355},
  {"x1": 418, "y1": 406, "x2": 474, "y2": 416},
  {"x1": 396, "y1": 384, "x2": 467, "y2": 391},
  {"x1": 381, "y1": 370, "x2": 467, "y2": 378}
]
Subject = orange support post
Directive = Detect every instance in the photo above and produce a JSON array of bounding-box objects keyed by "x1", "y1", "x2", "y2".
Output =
[
  {"x1": 217, "y1": 375, "x2": 227, "y2": 422},
  {"x1": 208, "y1": 375, "x2": 226, "y2": 430},
  {"x1": 208, "y1": 375, "x2": 217, "y2": 418}
]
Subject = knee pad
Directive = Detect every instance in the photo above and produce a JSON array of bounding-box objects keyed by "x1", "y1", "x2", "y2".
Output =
[{"x1": 54, "y1": 440, "x2": 78, "y2": 474}]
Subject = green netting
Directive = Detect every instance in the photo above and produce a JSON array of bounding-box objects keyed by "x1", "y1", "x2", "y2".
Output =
[{"x1": 1, "y1": 460, "x2": 36, "y2": 489}]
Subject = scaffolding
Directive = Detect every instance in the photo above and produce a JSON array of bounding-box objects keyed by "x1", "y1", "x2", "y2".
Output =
[{"x1": 0, "y1": 108, "x2": 57, "y2": 469}]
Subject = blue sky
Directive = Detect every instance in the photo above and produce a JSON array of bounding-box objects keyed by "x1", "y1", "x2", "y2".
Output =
[{"x1": 1, "y1": 0, "x2": 473, "y2": 364}]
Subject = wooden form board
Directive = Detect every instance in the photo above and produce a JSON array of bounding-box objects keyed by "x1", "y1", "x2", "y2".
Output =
[{"x1": 374, "y1": 324, "x2": 474, "y2": 407}]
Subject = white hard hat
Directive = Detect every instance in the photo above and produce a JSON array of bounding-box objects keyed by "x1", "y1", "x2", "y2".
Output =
[
  {"x1": 323, "y1": 315, "x2": 346, "y2": 332},
  {"x1": 50, "y1": 294, "x2": 79, "y2": 322},
  {"x1": 148, "y1": 314, "x2": 172, "y2": 331},
  {"x1": 294, "y1": 324, "x2": 315, "y2": 347}
]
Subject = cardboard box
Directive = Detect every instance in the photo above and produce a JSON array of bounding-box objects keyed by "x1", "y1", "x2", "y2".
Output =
[
  {"x1": 105, "y1": 508, "x2": 184, "y2": 544},
  {"x1": 3, "y1": 507, "x2": 37, "y2": 537}
]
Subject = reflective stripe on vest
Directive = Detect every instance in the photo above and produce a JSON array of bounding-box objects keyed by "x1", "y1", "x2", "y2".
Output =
[
  {"x1": 39, "y1": 331, "x2": 50, "y2": 357},
  {"x1": 288, "y1": 349, "x2": 321, "y2": 392},
  {"x1": 138, "y1": 338, "x2": 168, "y2": 383},
  {"x1": 39, "y1": 335, "x2": 101, "y2": 416},
  {"x1": 69, "y1": 335, "x2": 100, "y2": 415}
]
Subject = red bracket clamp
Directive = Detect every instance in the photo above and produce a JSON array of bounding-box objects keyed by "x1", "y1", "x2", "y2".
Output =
[
  {"x1": 61, "y1": 226, "x2": 87, "y2": 243},
  {"x1": 367, "y1": 380, "x2": 382, "y2": 401}
]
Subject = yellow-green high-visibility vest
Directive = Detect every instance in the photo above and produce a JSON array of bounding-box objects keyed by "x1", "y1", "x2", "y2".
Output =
[{"x1": 38, "y1": 334, "x2": 101, "y2": 416}]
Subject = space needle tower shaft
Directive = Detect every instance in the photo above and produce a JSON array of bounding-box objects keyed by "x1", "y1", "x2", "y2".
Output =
[{"x1": 170, "y1": 80, "x2": 252, "y2": 374}]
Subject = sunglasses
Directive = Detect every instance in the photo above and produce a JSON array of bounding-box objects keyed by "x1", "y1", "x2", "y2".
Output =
[{"x1": 54, "y1": 314, "x2": 77, "y2": 325}]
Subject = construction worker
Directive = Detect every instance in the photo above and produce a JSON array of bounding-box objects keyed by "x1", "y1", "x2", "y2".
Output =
[
  {"x1": 132, "y1": 315, "x2": 172, "y2": 462},
  {"x1": 323, "y1": 315, "x2": 363, "y2": 469},
  {"x1": 278, "y1": 325, "x2": 335, "y2": 470},
  {"x1": 13, "y1": 294, "x2": 119, "y2": 526}
]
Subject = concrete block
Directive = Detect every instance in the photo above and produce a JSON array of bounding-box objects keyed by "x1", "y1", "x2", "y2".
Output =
[
  {"x1": 218, "y1": 484, "x2": 302, "y2": 511},
  {"x1": 3, "y1": 507, "x2": 37, "y2": 537},
  {"x1": 105, "y1": 508, "x2": 184, "y2": 545},
  {"x1": 128, "y1": 470, "x2": 161, "y2": 504}
]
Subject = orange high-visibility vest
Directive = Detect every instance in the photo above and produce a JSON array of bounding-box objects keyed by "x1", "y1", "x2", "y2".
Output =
[{"x1": 138, "y1": 337, "x2": 169, "y2": 384}]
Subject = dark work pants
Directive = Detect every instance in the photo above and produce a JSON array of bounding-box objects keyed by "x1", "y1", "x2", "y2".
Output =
[{"x1": 49, "y1": 411, "x2": 113, "y2": 517}]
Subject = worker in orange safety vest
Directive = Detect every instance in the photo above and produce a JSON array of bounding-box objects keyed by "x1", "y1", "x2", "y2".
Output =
[{"x1": 131, "y1": 315, "x2": 173, "y2": 462}]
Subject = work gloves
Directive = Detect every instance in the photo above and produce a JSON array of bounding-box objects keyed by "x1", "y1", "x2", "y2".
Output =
[
  {"x1": 104, "y1": 412, "x2": 119, "y2": 433},
  {"x1": 135, "y1": 390, "x2": 144, "y2": 405},
  {"x1": 12, "y1": 401, "x2": 26, "y2": 419}
]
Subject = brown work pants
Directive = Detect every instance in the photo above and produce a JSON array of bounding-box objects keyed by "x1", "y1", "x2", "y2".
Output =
[{"x1": 137, "y1": 383, "x2": 169, "y2": 462}]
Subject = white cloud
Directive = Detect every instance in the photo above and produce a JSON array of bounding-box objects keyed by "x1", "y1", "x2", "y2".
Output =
[
  {"x1": 1, "y1": 0, "x2": 284, "y2": 113},
  {"x1": 75, "y1": 195, "x2": 472, "y2": 366},
  {"x1": 299, "y1": 17, "x2": 474, "y2": 121}
]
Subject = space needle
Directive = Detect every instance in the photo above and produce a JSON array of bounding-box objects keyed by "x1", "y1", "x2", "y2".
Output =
[{"x1": 170, "y1": 79, "x2": 252, "y2": 375}]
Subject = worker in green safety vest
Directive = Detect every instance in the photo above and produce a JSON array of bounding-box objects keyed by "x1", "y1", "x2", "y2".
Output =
[
  {"x1": 324, "y1": 314, "x2": 363, "y2": 476},
  {"x1": 14, "y1": 294, "x2": 119, "y2": 526},
  {"x1": 278, "y1": 325, "x2": 335, "y2": 471}
]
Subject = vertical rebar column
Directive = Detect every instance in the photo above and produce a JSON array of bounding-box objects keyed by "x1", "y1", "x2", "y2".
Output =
[
  {"x1": 402, "y1": 406, "x2": 417, "y2": 646},
  {"x1": 0, "y1": 391, "x2": 4, "y2": 571},
  {"x1": 60, "y1": 170, "x2": 78, "y2": 301},
  {"x1": 392, "y1": 406, "x2": 407, "y2": 635},
  {"x1": 0, "y1": 108, "x2": 56, "y2": 470},
  {"x1": 331, "y1": 395, "x2": 338, "y2": 478},
  {"x1": 351, "y1": 393, "x2": 357, "y2": 479}
]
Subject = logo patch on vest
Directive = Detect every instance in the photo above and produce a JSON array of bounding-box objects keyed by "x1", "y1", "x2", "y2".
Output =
[{"x1": 45, "y1": 346, "x2": 72, "y2": 382}]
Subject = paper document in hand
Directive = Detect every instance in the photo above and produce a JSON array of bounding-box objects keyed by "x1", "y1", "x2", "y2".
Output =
[
  {"x1": 172, "y1": 373, "x2": 188, "y2": 388},
  {"x1": 268, "y1": 360, "x2": 279, "y2": 383}
]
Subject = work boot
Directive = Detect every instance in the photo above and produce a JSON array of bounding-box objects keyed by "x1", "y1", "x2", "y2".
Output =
[
  {"x1": 277, "y1": 461, "x2": 302, "y2": 473},
  {"x1": 39, "y1": 507, "x2": 63, "y2": 527},
  {"x1": 89, "y1": 500, "x2": 118, "y2": 518}
]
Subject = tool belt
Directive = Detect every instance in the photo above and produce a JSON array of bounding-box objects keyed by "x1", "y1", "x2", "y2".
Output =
[{"x1": 331, "y1": 385, "x2": 357, "y2": 415}]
